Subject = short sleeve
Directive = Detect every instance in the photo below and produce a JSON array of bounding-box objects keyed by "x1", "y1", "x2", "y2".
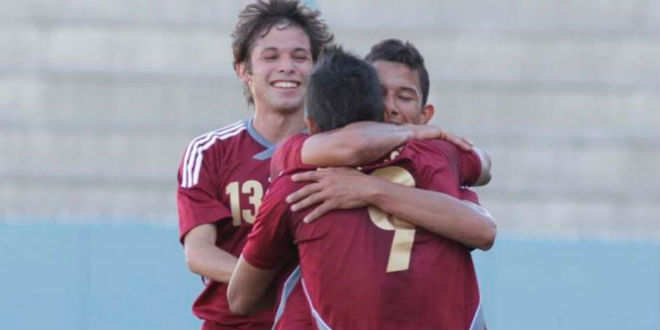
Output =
[
  {"x1": 242, "y1": 176, "x2": 297, "y2": 270},
  {"x1": 271, "y1": 133, "x2": 312, "y2": 180},
  {"x1": 403, "y1": 139, "x2": 462, "y2": 197},
  {"x1": 176, "y1": 144, "x2": 231, "y2": 243},
  {"x1": 459, "y1": 188, "x2": 480, "y2": 205},
  {"x1": 458, "y1": 149, "x2": 482, "y2": 186}
]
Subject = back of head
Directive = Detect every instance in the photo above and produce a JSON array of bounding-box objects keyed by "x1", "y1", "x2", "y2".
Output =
[
  {"x1": 306, "y1": 46, "x2": 385, "y2": 132},
  {"x1": 365, "y1": 39, "x2": 430, "y2": 105}
]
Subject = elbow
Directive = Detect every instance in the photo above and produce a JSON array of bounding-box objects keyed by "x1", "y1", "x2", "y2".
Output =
[
  {"x1": 476, "y1": 221, "x2": 497, "y2": 251},
  {"x1": 227, "y1": 297, "x2": 248, "y2": 316},
  {"x1": 340, "y1": 138, "x2": 372, "y2": 166},
  {"x1": 478, "y1": 172, "x2": 492, "y2": 186},
  {"x1": 227, "y1": 288, "x2": 252, "y2": 316},
  {"x1": 184, "y1": 246, "x2": 202, "y2": 275},
  {"x1": 473, "y1": 149, "x2": 492, "y2": 186}
]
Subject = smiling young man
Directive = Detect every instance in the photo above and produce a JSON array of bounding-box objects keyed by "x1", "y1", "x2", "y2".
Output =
[
  {"x1": 176, "y1": 1, "x2": 333, "y2": 329},
  {"x1": 228, "y1": 46, "x2": 491, "y2": 330}
]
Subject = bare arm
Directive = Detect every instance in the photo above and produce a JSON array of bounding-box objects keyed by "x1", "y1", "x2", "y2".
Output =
[
  {"x1": 301, "y1": 122, "x2": 472, "y2": 167},
  {"x1": 367, "y1": 179, "x2": 496, "y2": 251},
  {"x1": 183, "y1": 224, "x2": 238, "y2": 283},
  {"x1": 227, "y1": 255, "x2": 278, "y2": 315},
  {"x1": 472, "y1": 147, "x2": 492, "y2": 186},
  {"x1": 288, "y1": 169, "x2": 496, "y2": 250}
]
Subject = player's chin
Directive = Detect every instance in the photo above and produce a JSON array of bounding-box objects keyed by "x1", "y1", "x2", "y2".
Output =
[
  {"x1": 271, "y1": 98, "x2": 304, "y2": 114},
  {"x1": 385, "y1": 118, "x2": 406, "y2": 126}
]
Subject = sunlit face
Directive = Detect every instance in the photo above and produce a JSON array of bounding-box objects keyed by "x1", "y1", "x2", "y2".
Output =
[
  {"x1": 240, "y1": 24, "x2": 313, "y2": 115},
  {"x1": 372, "y1": 60, "x2": 428, "y2": 125}
]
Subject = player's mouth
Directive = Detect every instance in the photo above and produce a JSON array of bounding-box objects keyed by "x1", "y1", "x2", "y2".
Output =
[{"x1": 270, "y1": 80, "x2": 301, "y2": 89}]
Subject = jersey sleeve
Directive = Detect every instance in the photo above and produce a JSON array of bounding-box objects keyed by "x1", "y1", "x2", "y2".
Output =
[
  {"x1": 176, "y1": 141, "x2": 231, "y2": 243},
  {"x1": 458, "y1": 149, "x2": 482, "y2": 186},
  {"x1": 271, "y1": 133, "x2": 313, "y2": 180},
  {"x1": 242, "y1": 176, "x2": 297, "y2": 270},
  {"x1": 403, "y1": 139, "x2": 462, "y2": 196},
  {"x1": 459, "y1": 188, "x2": 480, "y2": 205}
]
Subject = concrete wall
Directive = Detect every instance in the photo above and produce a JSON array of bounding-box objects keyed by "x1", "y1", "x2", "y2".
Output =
[{"x1": 2, "y1": 0, "x2": 658, "y2": 239}]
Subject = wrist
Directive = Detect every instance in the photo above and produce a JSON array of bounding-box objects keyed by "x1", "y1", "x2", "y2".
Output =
[
  {"x1": 362, "y1": 177, "x2": 390, "y2": 209},
  {"x1": 401, "y1": 124, "x2": 418, "y2": 141}
]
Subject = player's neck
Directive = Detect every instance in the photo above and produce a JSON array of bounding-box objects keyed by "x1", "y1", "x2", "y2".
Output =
[{"x1": 252, "y1": 107, "x2": 305, "y2": 145}]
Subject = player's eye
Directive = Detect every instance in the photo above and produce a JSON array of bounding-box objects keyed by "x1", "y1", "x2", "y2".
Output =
[
  {"x1": 292, "y1": 52, "x2": 310, "y2": 61},
  {"x1": 262, "y1": 51, "x2": 278, "y2": 61}
]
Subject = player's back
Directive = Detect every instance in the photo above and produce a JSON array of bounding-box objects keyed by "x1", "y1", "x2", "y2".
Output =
[{"x1": 284, "y1": 140, "x2": 481, "y2": 330}]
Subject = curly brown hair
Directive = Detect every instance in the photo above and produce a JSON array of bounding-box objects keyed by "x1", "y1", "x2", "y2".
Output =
[{"x1": 232, "y1": 0, "x2": 334, "y2": 105}]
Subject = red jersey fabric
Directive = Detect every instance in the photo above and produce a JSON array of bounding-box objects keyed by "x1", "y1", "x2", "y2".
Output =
[
  {"x1": 244, "y1": 139, "x2": 483, "y2": 330},
  {"x1": 461, "y1": 187, "x2": 480, "y2": 204}
]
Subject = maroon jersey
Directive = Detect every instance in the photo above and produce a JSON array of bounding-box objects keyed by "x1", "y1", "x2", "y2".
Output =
[
  {"x1": 461, "y1": 187, "x2": 480, "y2": 204},
  {"x1": 271, "y1": 266, "x2": 311, "y2": 330},
  {"x1": 177, "y1": 120, "x2": 279, "y2": 329},
  {"x1": 244, "y1": 138, "x2": 485, "y2": 330}
]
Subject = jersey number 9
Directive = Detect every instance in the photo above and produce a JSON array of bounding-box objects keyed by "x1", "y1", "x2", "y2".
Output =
[{"x1": 367, "y1": 166, "x2": 416, "y2": 273}]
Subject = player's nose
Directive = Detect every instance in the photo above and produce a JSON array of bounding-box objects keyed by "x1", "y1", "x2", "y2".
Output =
[
  {"x1": 277, "y1": 57, "x2": 296, "y2": 74},
  {"x1": 384, "y1": 97, "x2": 400, "y2": 122}
]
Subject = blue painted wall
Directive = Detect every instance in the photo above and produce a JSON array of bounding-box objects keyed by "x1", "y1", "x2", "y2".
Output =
[{"x1": 1, "y1": 223, "x2": 658, "y2": 330}]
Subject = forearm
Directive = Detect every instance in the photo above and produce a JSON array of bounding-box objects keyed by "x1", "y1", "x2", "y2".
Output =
[
  {"x1": 367, "y1": 180, "x2": 496, "y2": 250},
  {"x1": 185, "y1": 244, "x2": 238, "y2": 283},
  {"x1": 227, "y1": 255, "x2": 278, "y2": 315},
  {"x1": 302, "y1": 121, "x2": 413, "y2": 167}
]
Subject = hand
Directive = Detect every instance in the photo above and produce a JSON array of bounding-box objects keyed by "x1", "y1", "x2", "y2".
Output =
[
  {"x1": 287, "y1": 167, "x2": 374, "y2": 223},
  {"x1": 407, "y1": 124, "x2": 473, "y2": 151}
]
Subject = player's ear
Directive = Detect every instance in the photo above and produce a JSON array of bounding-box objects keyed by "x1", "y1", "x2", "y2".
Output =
[
  {"x1": 235, "y1": 61, "x2": 251, "y2": 84},
  {"x1": 420, "y1": 103, "x2": 435, "y2": 124}
]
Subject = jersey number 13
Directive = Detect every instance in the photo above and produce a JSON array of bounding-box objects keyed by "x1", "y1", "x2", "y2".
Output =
[{"x1": 226, "y1": 180, "x2": 264, "y2": 226}]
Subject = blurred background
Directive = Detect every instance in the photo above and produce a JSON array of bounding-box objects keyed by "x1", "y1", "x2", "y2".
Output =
[{"x1": 1, "y1": 0, "x2": 658, "y2": 329}]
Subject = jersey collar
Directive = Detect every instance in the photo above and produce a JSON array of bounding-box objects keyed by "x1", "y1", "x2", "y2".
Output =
[{"x1": 247, "y1": 119, "x2": 277, "y2": 160}]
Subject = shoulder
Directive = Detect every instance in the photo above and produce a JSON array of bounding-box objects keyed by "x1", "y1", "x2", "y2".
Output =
[
  {"x1": 182, "y1": 120, "x2": 247, "y2": 156},
  {"x1": 179, "y1": 120, "x2": 247, "y2": 187},
  {"x1": 259, "y1": 174, "x2": 303, "y2": 220},
  {"x1": 268, "y1": 172, "x2": 304, "y2": 197},
  {"x1": 398, "y1": 138, "x2": 460, "y2": 165},
  {"x1": 276, "y1": 133, "x2": 309, "y2": 154},
  {"x1": 271, "y1": 133, "x2": 312, "y2": 179},
  {"x1": 406, "y1": 138, "x2": 458, "y2": 156}
]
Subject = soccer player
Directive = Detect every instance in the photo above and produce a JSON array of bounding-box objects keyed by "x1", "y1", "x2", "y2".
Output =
[
  {"x1": 228, "y1": 47, "x2": 490, "y2": 329},
  {"x1": 176, "y1": 1, "x2": 333, "y2": 329}
]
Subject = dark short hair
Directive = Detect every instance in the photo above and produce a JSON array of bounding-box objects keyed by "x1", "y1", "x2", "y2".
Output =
[
  {"x1": 306, "y1": 46, "x2": 384, "y2": 132},
  {"x1": 365, "y1": 39, "x2": 430, "y2": 105}
]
